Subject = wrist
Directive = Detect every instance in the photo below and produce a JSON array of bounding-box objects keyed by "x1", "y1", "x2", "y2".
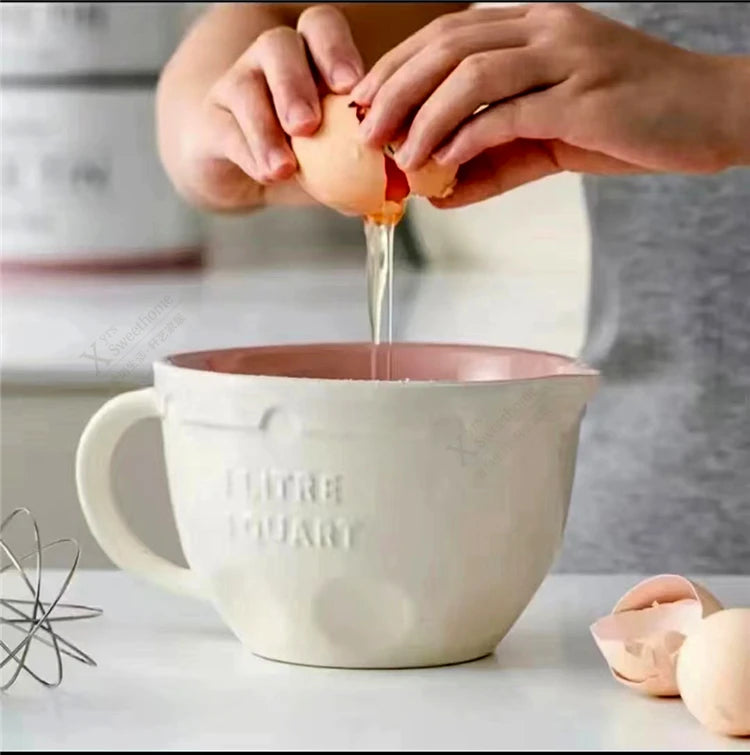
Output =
[{"x1": 716, "y1": 55, "x2": 750, "y2": 166}]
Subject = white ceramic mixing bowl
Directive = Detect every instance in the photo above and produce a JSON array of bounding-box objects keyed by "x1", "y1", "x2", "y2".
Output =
[{"x1": 77, "y1": 342, "x2": 598, "y2": 668}]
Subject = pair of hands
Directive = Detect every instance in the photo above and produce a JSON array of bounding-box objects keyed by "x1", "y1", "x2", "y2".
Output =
[{"x1": 175, "y1": 3, "x2": 749, "y2": 212}]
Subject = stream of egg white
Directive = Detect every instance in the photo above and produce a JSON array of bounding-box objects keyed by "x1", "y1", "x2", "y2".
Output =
[{"x1": 364, "y1": 218, "x2": 395, "y2": 378}]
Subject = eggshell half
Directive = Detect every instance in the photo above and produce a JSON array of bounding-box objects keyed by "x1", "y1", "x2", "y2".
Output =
[
  {"x1": 590, "y1": 574, "x2": 722, "y2": 697},
  {"x1": 386, "y1": 135, "x2": 458, "y2": 199},
  {"x1": 291, "y1": 95, "x2": 458, "y2": 218},
  {"x1": 291, "y1": 95, "x2": 386, "y2": 217},
  {"x1": 677, "y1": 608, "x2": 750, "y2": 737},
  {"x1": 406, "y1": 158, "x2": 457, "y2": 199}
]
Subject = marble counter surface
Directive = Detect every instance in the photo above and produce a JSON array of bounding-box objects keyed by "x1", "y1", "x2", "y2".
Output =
[{"x1": 3, "y1": 570, "x2": 748, "y2": 751}]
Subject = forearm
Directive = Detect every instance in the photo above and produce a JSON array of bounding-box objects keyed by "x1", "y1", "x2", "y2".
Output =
[{"x1": 720, "y1": 55, "x2": 750, "y2": 166}]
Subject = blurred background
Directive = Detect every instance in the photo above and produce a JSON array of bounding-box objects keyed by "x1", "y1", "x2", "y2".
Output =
[{"x1": 0, "y1": 2, "x2": 590, "y2": 566}]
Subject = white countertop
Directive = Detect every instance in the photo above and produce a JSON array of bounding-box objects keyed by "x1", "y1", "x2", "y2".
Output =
[
  {"x1": 4, "y1": 571, "x2": 748, "y2": 751},
  {"x1": 0, "y1": 264, "x2": 586, "y2": 387}
]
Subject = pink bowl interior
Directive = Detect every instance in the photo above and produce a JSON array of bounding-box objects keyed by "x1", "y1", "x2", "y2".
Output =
[{"x1": 168, "y1": 343, "x2": 594, "y2": 383}]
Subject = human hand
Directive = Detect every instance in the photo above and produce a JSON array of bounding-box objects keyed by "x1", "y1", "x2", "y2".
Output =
[
  {"x1": 352, "y1": 3, "x2": 750, "y2": 207},
  {"x1": 166, "y1": 5, "x2": 365, "y2": 211}
]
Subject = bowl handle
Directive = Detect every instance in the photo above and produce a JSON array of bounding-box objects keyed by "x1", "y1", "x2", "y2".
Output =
[{"x1": 75, "y1": 387, "x2": 204, "y2": 600}]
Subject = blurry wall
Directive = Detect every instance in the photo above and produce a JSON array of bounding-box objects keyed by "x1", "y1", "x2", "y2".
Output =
[
  {"x1": 208, "y1": 171, "x2": 589, "y2": 279},
  {"x1": 1, "y1": 3, "x2": 590, "y2": 568}
]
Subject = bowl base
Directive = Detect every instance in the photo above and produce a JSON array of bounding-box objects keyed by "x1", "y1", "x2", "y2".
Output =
[{"x1": 250, "y1": 646, "x2": 497, "y2": 670}]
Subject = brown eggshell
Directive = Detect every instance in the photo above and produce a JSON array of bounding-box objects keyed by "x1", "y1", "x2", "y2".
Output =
[
  {"x1": 590, "y1": 574, "x2": 722, "y2": 697},
  {"x1": 386, "y1": 133, "x2": 457, "y2": 200},
  {"x1": 676, "y1": 608, "x2": 750, "y2": 737},
  {"x1": 291, "y1": 94, "x2": 458, "y2": 218},
  {"x1": 406, "y1": 159, "x2": 457, "y2": 199},
  {"x1": 291, "y1": 95, "x2": 386, "y2": 217}
]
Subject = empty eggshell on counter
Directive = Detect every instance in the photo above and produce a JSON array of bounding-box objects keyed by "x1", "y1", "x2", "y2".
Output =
[
  {"x1": 676, "y1": 608, "x2": 750, "y2": 737},
  {"x1": 290, "y1": 94, "x2": 457, "y2": 219},
  {"x1": 590, "y1": 574, "x2": 722, "y2": 697}
]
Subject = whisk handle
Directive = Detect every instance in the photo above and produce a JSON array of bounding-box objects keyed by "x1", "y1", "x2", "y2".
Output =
[{"x1": 76, "y1": 388, "x2": 204, "y2": 600}]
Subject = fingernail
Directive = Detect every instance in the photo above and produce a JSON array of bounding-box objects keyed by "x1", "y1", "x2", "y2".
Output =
[
  {"x1": 396, "y1": 145, "x2": 414, "y2": 169},
  {"x1": 267, "y1": 148, "x2": 292, "y2": 174},
  {"x1": 331, "y1": 62, "x2": 360, "y2": 91},
  {"x1": 433, "y1": 147, "x2": 452, "y2": 166},
  {"x1": 350, "y1": 80, "x2": 370, "y2": 103},
  {"x1": 358, "y1": 117, "x2": 374, "y2": 143},
  {"x1": 286, "y1": 101, "x2": 316, "y2": 128}
]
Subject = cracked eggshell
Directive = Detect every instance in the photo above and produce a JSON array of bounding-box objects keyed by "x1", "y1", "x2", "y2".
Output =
[
  {"x1": 385, "y1": 134, "x2": 457, "y2": 200},
  {"x1": 291, "y1": 94, "x2": 385, "y2": 217},
  {"x1": 406, "y1": 158, "x2": 457, "y2": 199},
  {"x1": 290, "y1": 94, "x2": 457, "y2": 218},
  {"x1": 590, "y1": 574, "x2": 722, "y2": 697},
  {"x1": 676, "y1": 608, "x2": 750, "y2": 737}
]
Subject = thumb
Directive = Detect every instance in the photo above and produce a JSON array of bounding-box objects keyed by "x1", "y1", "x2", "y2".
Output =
[{"x1": 432, "y1": 140, "x2": 560, "y2": 208}]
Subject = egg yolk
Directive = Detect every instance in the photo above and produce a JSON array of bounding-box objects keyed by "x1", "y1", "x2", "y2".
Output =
[
  {"x1": 384, "y1": 157, "x2": 410, "y2": 203},
  {"x1": 350, "y1": 100, "x2": 410, "y2": 205}
]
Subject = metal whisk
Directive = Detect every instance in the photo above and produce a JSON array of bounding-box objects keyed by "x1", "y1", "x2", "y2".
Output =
[{"x1": 1, "y1": 508, "x2": 102, "y2": 691}]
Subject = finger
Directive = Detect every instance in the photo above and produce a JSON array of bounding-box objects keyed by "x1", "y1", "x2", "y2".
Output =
[
  {"x1": 250, "y1": 26, "x2": 321, "y2": 135},
  {"x1": 359, "y1": 19, "x2": 528, "y2": 146},
  {"x1": 433, "y1": 138, "x2": 647, "y2": 209},
  {"x1": 432, "y1": 140, "x2": 560, "y2": 208},
  {"x1": 351, "y1": 5, "x2": 529, "y2": 105},
  {"x1": 547, "y1": 141, "x2": 650, "y2": 174},
  {"x1": 264, "y1": 178, "x2": 317, "y2": 207},
  {"x1": 213, "y1": 110, "x2": 318, "y2": 208},
  {"x1": 297, "y1": 5, "x2": 364, "y2": 93},
  {"x1": 187, "y1": 108, "x2": 265, "y2": 211},
  {"x1": 396, "y1": 48, "x2": 560, "y2": 170},
  {"x1": 433, "y1": 92, "x2": 559, "y2": 166},
  {"x1": 213, "y1": 108, "x2": 259, "y2": 178},
  {"x1": 211, "y1": 69, "x2": 297, "y2": 183}
]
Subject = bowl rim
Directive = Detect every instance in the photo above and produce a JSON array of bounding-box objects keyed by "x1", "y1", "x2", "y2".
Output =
[{"x1": 156, "y1": 341, "x2": 600, "y2": 387}]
